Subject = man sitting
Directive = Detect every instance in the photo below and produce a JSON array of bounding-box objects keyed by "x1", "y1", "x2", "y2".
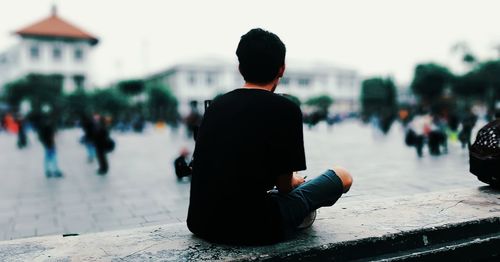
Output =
[{"x1": 187, "y1": 28, "x2": 353, "y2": 245}]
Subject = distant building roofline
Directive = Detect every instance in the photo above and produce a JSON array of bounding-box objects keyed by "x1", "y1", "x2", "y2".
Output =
[{"x1": 14, "y1": 6, "x2": 98, "y2": 45}]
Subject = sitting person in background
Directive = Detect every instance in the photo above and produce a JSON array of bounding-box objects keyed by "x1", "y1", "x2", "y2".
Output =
[
  {"x1": 469, "y1": 111, "x2": 500, "y2": 188},
  {"x1": 174, "y1": 148, "x2": 192, "y2": 180}
]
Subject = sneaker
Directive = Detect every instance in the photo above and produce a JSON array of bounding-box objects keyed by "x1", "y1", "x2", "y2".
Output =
[
  {"x1": 297, "y1": 210, "x2": 317, "y2": 229},
  {"x1": 53, "y1": 171, "x2": 63, "y2": 178}
]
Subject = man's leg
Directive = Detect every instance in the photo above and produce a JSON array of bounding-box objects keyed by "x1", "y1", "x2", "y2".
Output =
[
  {"x1": 270, "y1": 167, "x2": 352, "y2": 237},
  {"x1": 86, "y1": 142, "x2": 95, "y2": 162},
  {"x1": 96, "y1": 147, "x2": 105, "y2": 174},
  {"x1": 415, "y1": 136, "x2": 424, "y2": 157},
  {"x1": 44, "y1": 147, "x2": 52, "y2": 177},
  {"x1": 51, "y1": 149, "x2": 63, "y2": 177},
  {"x1": 96, "y1": 148, "x2": 108, "y2": 174}
]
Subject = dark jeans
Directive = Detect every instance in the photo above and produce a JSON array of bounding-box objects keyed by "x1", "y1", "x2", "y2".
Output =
[
  {"x1": 270, "y1": 169, "x2": 344, "y2": 237},
  {"x1": 415, "y1": 135, "x2": 425, "y2": 157},
  {"x1": 96, "y1": 147, "x2": 108, "y2": 173}
]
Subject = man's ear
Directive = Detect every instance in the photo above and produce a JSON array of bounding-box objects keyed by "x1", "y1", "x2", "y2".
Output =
[{"x1": 278, "y1": 64, "x2": 286, "y2": 78}]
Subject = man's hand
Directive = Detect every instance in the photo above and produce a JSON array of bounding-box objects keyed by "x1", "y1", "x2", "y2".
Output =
[
  {"x1": 276, "y1": 172, "x2": 305, "y2": 194},
  {"x1": 291, "y1": 172, "x2": 305, "y2": 188}
]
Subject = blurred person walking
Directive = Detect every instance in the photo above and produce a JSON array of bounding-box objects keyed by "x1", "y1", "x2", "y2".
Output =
[
  {"x1": 185, "y1": 101, "x2": 202, "y2": 138},
  {"x1": 94, "y1": 116, "x2": 114, "y2": 175},
  {"x1": 3, "y1": 113, "x2": 19, "y2": 134},
  {"x1": 80, "y1": 114, "x2": 96, "y2": 163},
  {"x1": 459, "y1": 110, "x2": 478, "y2": 149},
  {"x1": 428, "y1": 115, "x2": 447, "y2": 156},
  {"x1": 447, "y1": 112, "x2": 460, "y2": 143},
  {"x1": 36, "y1": 115, "x2": 63, "y2": 177},
  {"x1": 409, "y1": 109, "x2": 432, "y2": 157},
  {"x1": 16, "y1": 115, "x2": 28, "y2": 149}
]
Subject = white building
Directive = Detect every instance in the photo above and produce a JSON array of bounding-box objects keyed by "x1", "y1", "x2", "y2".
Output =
[
  {"x1": 147, "y1": 58, "x2": 361, "y2": 115},
  {"x1": 0, "y1": 7, "x2": 98, "y2": 94}
]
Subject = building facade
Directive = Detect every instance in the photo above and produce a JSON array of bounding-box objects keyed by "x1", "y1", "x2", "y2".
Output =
[
  {"x1": 147, "y1": 58, "x2": 361, "y2": 115},
  {"x1": 0, "y1": 7, "x2": 98, "y2": 94}
]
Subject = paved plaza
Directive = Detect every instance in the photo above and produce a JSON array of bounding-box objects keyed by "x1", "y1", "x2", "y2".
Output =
[{"x1": 0, "y1": 120, "x2": 485, "y2": 241}]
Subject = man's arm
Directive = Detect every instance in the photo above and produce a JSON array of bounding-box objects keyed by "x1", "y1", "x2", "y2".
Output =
[{"x1": 275, "y1": 172, "x2": 305, "y2": 194}]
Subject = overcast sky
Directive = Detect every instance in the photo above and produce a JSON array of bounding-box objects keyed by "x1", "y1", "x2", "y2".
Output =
[{"x1": 1, "y1": 0, "x2": 500, "y2": 86}]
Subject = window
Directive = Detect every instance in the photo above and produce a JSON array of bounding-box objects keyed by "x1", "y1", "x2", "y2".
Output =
[
  {"x1": 298, "y1": 77, "x2": 310, "y2": 87},
  {"x1": 74, "y1": 48, "x2": 84, "y2": 61},
  {"x1": 73, "y1": 75, "x2": 85, "y2": 90},
  {"x1": 53, "y1": 46, "x2": 62, "y2": 61},
  {"x1": 188, "y1": 72, "x2": 196, "y2": 85},
  {"x1": 30, "y1": 45, "x2": 40, "y2": 61},
  {"x1": 206, "y1": 72, "x2": 216, "y2": 86}
]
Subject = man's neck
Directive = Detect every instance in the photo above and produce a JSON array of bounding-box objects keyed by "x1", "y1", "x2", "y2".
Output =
[{"x1": 243, "y1": 82, "x2": 276, "y2": 92}]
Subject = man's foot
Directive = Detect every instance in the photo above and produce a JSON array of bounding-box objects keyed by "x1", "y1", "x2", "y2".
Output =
[
  {"x1": 53, "y1": 171, "x2": 63, "y2": 178},
  {"x1": 97, "y1": 169, "x2": 108, "y2": 175},
  {"x1": 297, "y1": 210, "x2": 317, "y2": 229},
  {"x1": 45, "y1": 171, "x2": 52, "y2": 178}
]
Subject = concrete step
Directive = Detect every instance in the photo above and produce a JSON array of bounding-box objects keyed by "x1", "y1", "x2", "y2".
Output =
[
  {"x1": 1, "y1": 187, "x2": 499, "y2": 261},
  {"x1": 276, "y1": 217, "x2": 500, "y2": 261}
]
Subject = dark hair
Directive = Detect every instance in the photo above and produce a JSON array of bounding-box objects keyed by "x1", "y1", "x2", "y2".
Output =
[{"x1": 236, "y1": 28, "x2": 286, "y2": 84}]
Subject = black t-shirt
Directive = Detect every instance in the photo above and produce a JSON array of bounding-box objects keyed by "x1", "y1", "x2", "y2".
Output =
[{"x1": 187, "y1": 88, "x2": 306, "y2": 245}]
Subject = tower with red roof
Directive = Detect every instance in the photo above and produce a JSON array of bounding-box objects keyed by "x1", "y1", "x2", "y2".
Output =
[{"x1": 0, "y1": 6, "x2": 99, "y2": 93}]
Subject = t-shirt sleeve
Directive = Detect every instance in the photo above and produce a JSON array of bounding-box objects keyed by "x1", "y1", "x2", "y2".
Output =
[{"x1": 268, "y1": 104, "x2": 307, "y2": 174}]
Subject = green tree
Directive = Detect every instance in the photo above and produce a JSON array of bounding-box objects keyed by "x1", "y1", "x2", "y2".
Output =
[
  {"x1": 65, "y1": 90, "x2": 90, "y2": 112},
  {"x1": 117, "y1": 79, "x2": 145, "y2": 96},
  {"x1": 410, "y1": 63, "x2": 453, "y2": 103},
  {"x1": 475, "y1": 60, "x2": 500, "y2": 110},
  {"x1": 452, "y1": 71, "x2": 485, "y2": 98},
  {"x1": 91, "y1": 88, "x2": 129, "y2": 118},
  {"x1": 451, "y1": 42, "x2": 477, "y2": 67},
  {"x1": 281, "y1": 94, "x2": 301, "y2": 106},
  {"x1": 451, "y1": 60, "x2": 500, "y2": 112},
  {"x1": 3, "y1": 74, "x2": 63, "y2": 113},
  {"x1": 360, "y1": 77, "x2": 397, "y2": 120},
  {"x1": 60, "y1": 89, "x2": 91, "y2": 125},
  {"x1": 305, "y1": 95, "x2": 333, "y2": 112},
  {"x1": 146, "y1": 83, "x2": 178, "y2": 124}
]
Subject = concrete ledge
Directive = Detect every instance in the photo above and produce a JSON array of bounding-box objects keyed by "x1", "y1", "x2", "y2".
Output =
[{"x1": 1, "y1": 187, "x2": 500, "y2": 261}]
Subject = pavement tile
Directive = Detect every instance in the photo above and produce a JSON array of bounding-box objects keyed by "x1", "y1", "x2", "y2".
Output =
[
  {"x1": 120, "y1": 216, "x2": 147, "y2": 226},
  {"x1": 143, "y1": 213, "x2": 177, "y2": 224}
]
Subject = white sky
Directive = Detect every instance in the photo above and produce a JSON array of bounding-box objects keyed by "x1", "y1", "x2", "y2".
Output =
[{"x1": 1, "y1": 0, "x2": 500, "y2": 87}]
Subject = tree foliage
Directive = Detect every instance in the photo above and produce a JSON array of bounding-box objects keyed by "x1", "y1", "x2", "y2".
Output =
[
  {"x1": 305, "y1": 95, "x2": 333, "y2": 112},
  {"x1": 475, "y1": 60, "x2": 500, "y2": 95},
  {"x1": 281, "y1": 94, "x2": 301, "y2": 106},
  {"x1": 360, "y1": 77, "x2": 397, "y2": 119},
  {"x1": 452, "y1": 60, "x2": 500, "y2": 103},
  {"x1": 3, "y1": 74, "x2": 63, "y2": 112},
  {"x1": 91, "y1": 88, "x2": 129, "y2": 117},
  {"x1": 118, "y1": 79, "x2": 145, "y2": 96},
  {"x1": 452, "y1": 71, "x2": 485, "y2": 98},
  {"x1": 410, "y1": 63, "x2": 453, "y2": 101},
  {"x1": 146, "y1": 83, "x2": 178, "y2": 123}
]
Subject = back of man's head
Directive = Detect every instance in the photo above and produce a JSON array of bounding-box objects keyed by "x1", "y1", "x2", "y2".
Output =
[{"x1": 236, "y1": 28, "x2": 286, "y2": 85}]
